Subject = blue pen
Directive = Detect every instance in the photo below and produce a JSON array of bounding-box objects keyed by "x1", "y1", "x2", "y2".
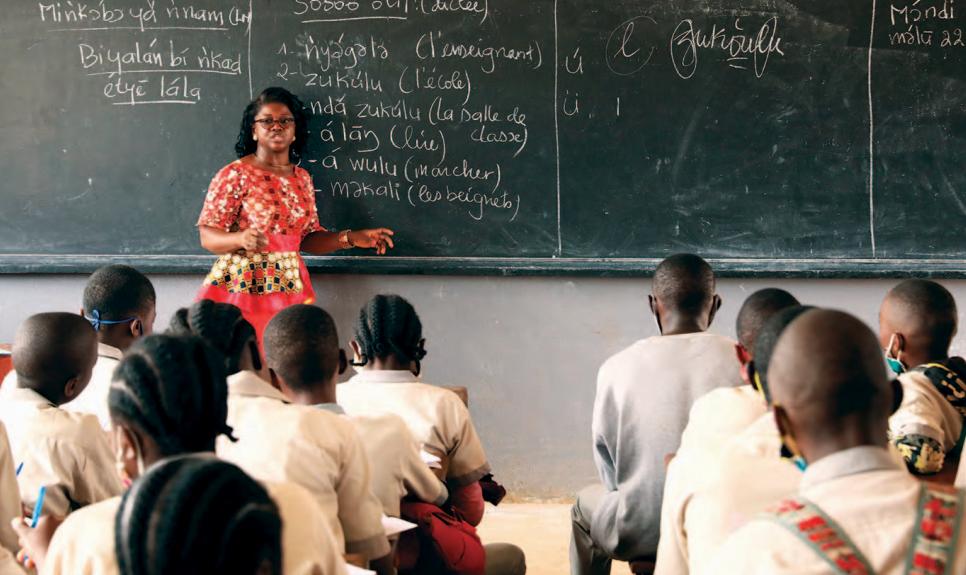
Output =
[
  {"x1": 29, "y1": 486, "x2": 46, "y2": 528},
  {"x1": 15, "y1": 462, "x2": 23, "y2": 477}
]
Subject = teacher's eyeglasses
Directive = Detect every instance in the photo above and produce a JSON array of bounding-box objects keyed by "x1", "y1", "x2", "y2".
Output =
[{"x1": 253, "y1": 117, "x2": 296, "y2": 128}]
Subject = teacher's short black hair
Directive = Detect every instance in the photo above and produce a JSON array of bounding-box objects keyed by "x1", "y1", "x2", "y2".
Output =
[{"x1": 235, "y1": 86, "x2": 309, "y2": 161}]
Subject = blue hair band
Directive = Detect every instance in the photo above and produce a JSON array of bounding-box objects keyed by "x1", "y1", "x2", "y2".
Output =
[{"x1": 85, "y1": 309, "x2": 136, "y2": 332}]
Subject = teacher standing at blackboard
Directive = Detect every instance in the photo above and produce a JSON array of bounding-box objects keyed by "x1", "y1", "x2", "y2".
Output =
[{"x1": 196, "y1": 87, "x2": 394, "y2": 341}]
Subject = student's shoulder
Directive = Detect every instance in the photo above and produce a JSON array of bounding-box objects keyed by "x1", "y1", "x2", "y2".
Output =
[{"x1": 262, "y1": 480, "x2": 325, "y2": 516}]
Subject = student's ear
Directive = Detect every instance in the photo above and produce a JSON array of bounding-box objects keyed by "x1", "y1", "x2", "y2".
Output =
[
  {"x1": 707, "y1": 294, "x2": 723, "y2": 326},
  {"x1": 64, "y1": 376, "x2": 83, "y2": 401},
  {"x1": 268, "y1": 368, "x2": 284, "y2": 392},
  {"x1": 648, "y1": 294, "x2": 658, "y2": 316},
  {"x1": 129, "y1": 319, "x2": 144, "y2": 338},
  {"x1": 114, "y1": 424, "x2": 141, "y2": 481},
  {"x1": 337, "y1": 349, "x2": 348, "y2": 375},
  {"x1": 735, "y1": 343, "x2": 751, "y2": 367},
  {"x1": 890, "y1": 379, "x2": 904, "y2": 414},
  {"x1": 418, "y1": 338, "x2": 427, "y2": 355},
  {"x1": 891, "y1": 333, "x2": 906, "y2": 355},
  {"x1": 349, "y1": 340, "x2": 363, "y2": 364}
]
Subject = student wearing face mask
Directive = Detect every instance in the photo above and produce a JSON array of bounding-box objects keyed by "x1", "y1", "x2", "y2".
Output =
[{"x1": 880, "y1": 279, "x2": 966, "y2": 480}]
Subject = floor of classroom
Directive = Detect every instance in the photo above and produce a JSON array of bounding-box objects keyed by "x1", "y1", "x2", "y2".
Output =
[{"x1": 477, "y1": 503, "x2": 625, "y2": 575}]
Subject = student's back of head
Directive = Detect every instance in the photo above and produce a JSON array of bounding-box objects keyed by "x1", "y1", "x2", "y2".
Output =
[
  {"x1": 116, "y1": 456, "x2": 282, "y2": 575},
  {"x1": 650, "y1": 254, "x2": 721, "y2": 334},
  {"x1": 880, "y1": 279, "x2": 958, "y2": 370},
  {"x1": 83, "y1": 265, "x2": 157, "y2": 351},
  {"x1": 748, "y1": 305, "x2": 814, "y2": 403},
  {"x1": 263, "y1": 304, "x2": 345, "y2": 395},
  {"x1": 13, "y1": 312, "x2": 98, "y2": 405},
  {"x1": 735, "y1": 288, "x2": 800, "y2": 356},
  {"x1": 167, "y1": 300, "x2": 260, "y2": 375},
  {"x1": 768, "y1": 309, "x2": 896, "y2": 465},
  {"x1": 351, "y1": 294, "x2": 426, "y2": 373},
  {"x1": 110, "y1": 334, "x2": 233, "y2": 469}
]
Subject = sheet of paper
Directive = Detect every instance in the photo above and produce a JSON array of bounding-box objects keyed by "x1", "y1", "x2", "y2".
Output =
[
  {"x1": 382, "y1": 515, "x2": 417, "y2": 537},
  {"x1": 346, "y1": 565, "x2": 376, "y2": 575},
  {"x1": 420, "y1": 449, "x2": 442, "y2": 469}
]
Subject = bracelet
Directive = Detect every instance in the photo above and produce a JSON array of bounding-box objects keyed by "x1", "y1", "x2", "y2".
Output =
[{"x1": 339, "y1": 229, "x2": 355, "y2": 249}]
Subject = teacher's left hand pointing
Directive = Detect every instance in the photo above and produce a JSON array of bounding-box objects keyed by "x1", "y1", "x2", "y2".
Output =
[{"x1": 350, "y1": 228, "x2": 395, "y2": 255}]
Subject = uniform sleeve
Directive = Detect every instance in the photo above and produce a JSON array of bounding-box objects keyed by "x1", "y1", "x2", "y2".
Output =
[
  {"x1": 265, "y1": 482, "x2": 349, "y2": 575},
  {"x1": 398, "y1": 423, "x2": 448, "y2": 507},
  {"x1": 0, "y1": 424, "x2": 21, "y2": 554},
  {"x1": 43, "y1": 503, "x2": 118, "y2": 575},
  {"x1": 0, "y1": 546, "x2": 24, "y2": 575},
  {"x1": 443, "y1": 398, "x2": 491, "y2": 487},
  {"x1": 335, "y1": 424, "x2": 391, "y2": 560},
  {"x1": 890, "y1": 373, "x2": 950, "y2": 475},
  {"x1": 197, "y1": 164, "x2": 245, "y2": 231},
  {"x1": 654, "y1": 457, "x2": 694, "y2": 575},
  {"x1": 69, "y1": 418, "x2": 123, "y2": 507}
]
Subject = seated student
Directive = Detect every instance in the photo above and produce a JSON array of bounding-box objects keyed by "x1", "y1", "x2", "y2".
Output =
[
  {"x1": 655, "y1": 291, "x2": 801, "y2": 575},
  {"x1": 263, "y1": 304, "x2": 448, "y2": 517},
  {"x1": 881, "y1": 279, "x2": 965, "y2": 478},
  {"x1": 170, "y1": 302, "x2": 390, "y2": 570},
  {"x1": 71, "y1": 265, "x2": 156, "y2": 431},
  {"x1": 709, "y1": 309, "x2": 966, "y2": 574},
  {"x1": 0, "y1": 313, "x2": 121, "y2": 517},
  {"x1": 11, "y1": 334, "x2": 347, "y2": 575},
  {"x1": 337, "y1": 295, "x2": 491, "y2": 511},
  {"x1": 658, "y1": 306, "x2": 812, "y2": 575},
  {"x1": 337, "y1": 295, "x2": 526, "y2": 575},
  {"x1": 118, "y1": 457, "x2": 284, "y2": 575},
  {"x1": 0, "y1": 422, "x2": 24, "y2": 575},
  {"x1": 571, "y1": 254, "x2": 742, "y2": 575}
]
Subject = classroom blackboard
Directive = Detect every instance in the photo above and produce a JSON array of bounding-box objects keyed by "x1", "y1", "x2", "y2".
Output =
[{"x1": 1, "y1": 0, "x2": 964, "y2": 276}]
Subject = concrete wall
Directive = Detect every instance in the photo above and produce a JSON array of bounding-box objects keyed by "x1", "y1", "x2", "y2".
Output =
[{"x1": 3, "y1": 274, "x2": 965, "y2": 499}]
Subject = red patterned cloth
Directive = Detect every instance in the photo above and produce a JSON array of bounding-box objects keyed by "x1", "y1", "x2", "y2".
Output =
[{"x1": 196, "y1": 160, "x2": 322, "y2": 343}]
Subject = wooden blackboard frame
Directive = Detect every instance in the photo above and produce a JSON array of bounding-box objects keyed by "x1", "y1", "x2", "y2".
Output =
[{"x1": 1, "y1": 255, "x2": 964, "y2": 278}]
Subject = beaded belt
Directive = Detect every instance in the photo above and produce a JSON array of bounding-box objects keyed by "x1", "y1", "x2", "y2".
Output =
[{"x1": 205, "y1": 251, "x2": 304, "y2": 294}]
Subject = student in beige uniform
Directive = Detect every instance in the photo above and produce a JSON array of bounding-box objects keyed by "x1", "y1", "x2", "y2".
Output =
[
  {"x1": 263, "y1": 304, "x2": 448, "y2": 517},
  {"x1": 338, "y1": 295, "x2": 526, "y2": 575},
  {"x1": 655, "y1": 294, "x2": 803, "y2": 575},
  {"x1": 709, "y1": 309, "x2": 966, "y2": 575},
  {"x1": 117, "y1": 457, "x2": 285, "y2": 575},
  {"x1": 571, "y1": 254, "x2": 742, "y2": 575},
  {"x1": 169, "y1": 302, "x2": 390, "y2": 571},
  {"x1": 11, "y1": 334, "x2": 347, "y2": 575},
  {"x1": 658, "y1": 306, "x2": 814, "y2": 575},
  {"x1": 0, "y1": 423, "x2": 24, "y2": 575},
  {"x1": 880, "y1": 279, "x2": 965, "y2": 479},
  {"x1": 70, "y1": 265, "x2": 156, "y2": 431},
  {"x1": 0, "y1": 313, "x2": 121, "y2": 517}
]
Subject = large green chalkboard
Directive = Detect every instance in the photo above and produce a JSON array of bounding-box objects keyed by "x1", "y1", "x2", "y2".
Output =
[{"x1": 1, "y1": 0, "x2": 964, "y2": 276}]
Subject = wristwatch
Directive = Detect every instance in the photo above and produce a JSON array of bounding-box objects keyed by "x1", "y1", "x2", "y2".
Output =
[{"x1": 338, "y1": 229, "x2": 355, "y2": 249}]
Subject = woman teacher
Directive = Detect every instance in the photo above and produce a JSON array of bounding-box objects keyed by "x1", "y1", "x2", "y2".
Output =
[{"x1": 196, "y1": 87, "x2": 394, "y2": 340}]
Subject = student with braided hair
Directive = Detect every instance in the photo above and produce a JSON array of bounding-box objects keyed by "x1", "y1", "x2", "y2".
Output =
[
  {"x1": 114, "y1": 457, "x2": 283, "y2": 575},
  {"x1": 168, "y1": 301, "x2": 390, "y2": 572},
  {"x1": 10, "y1": 334, "x2": 346, "y2": 575}
]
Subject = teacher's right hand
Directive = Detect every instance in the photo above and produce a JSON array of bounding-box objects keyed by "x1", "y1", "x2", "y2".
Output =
[{"x1": 238, "y1": 228, "x2": 268, "y2": 253}]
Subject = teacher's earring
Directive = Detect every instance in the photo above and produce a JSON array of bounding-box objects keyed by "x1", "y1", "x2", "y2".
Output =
[{"x1": 252, "y1": 134, "x2": 258, "y2": 141}]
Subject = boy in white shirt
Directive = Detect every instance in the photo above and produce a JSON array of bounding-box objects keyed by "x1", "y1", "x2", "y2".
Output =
[
  {"x1": 0, "y1": 313, "x2": 121, "y2": 517},
  {"x1": 263, "y1": 304, "x2": 448, "y2": 517},
  {"x1": 70, "y1": 265, "x2": 156, "y2": 431},
  {"x1": 572, "y1": 254, "x2": 742, "y2": 575},
  {"x1": 655, "y1": 292, "x2": 802, "y2": 575},
  {"x1": 880, "y1": 279, "x2": 965, "y2": 479},
  {"x1": 710, "y1": 309, "x2": 964, "y2": 574}
]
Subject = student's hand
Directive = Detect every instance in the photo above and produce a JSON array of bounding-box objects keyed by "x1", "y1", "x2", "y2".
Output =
[
  {"x1": 11, "y1": 514, "x2": 64, "y2": 571},
  {"x1": 349, "y1": 228, "x2": 395, "y2": 255},
  {"x1": 237, "y1": 228, "x2": 268, "y2": 252}
]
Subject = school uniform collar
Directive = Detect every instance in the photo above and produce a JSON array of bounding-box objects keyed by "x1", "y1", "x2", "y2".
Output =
[
  {"x1": 5, "y1": 386, "x2": 56, "y2": 408},
  {"x1": 800, "y1": 446, "x2": 898, "y2": 489},
  {"x1": 349, "y1": 369, "x2": 419, "y2": 384},
  {"x1": 97, "y1": 342, "x2": 123, "y2": 361},
  {"x1": 227, "y1": 370, "x2": 289, "y2": 403},
  {"x1": 313, "y1": 403, "x2": 345, "y2": 415}
]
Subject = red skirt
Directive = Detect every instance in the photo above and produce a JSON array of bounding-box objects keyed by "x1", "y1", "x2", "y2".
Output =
[{"x1": 196, "y1": 233, "x2": 315, "y2": 345}]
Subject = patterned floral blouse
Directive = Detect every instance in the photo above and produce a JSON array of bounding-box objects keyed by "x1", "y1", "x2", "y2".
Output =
[{"x1": 197, "y1": 160, "x2": 322, "y2": 237}]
